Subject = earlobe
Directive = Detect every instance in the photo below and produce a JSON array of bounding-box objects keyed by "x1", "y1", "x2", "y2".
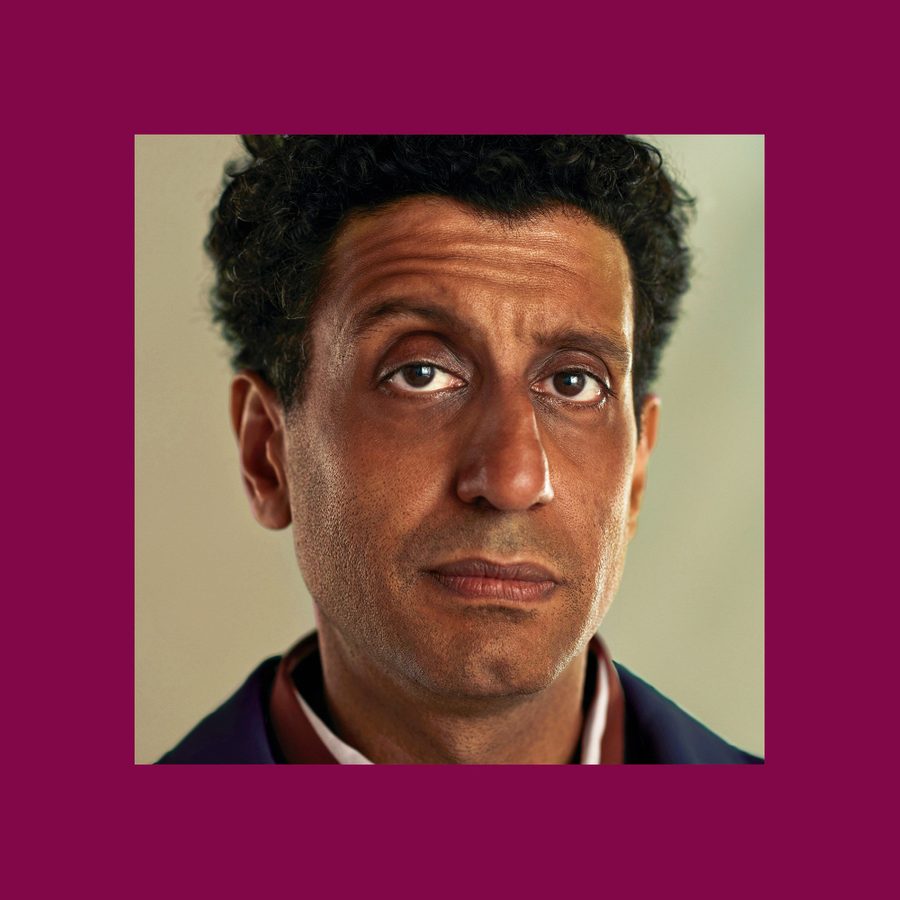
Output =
[
  {"x1": 231, "y1": 372, "x2": 292, "y2": 530},
  {"x1": 627, "y1": 395, "x2": 661, "y2": 540}
]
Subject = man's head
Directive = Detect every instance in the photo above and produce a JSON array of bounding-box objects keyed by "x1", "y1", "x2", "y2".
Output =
[{"x1": 209, "y1": 136, "x2": 693, "y2": 701}]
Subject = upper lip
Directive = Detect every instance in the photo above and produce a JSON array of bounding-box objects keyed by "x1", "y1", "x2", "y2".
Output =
[{"x1": 428, "y1": 558, "x2": 560, "y2": 583}]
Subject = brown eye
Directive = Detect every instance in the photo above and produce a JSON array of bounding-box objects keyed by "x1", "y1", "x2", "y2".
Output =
[
  {"x1": 402, "y1": 364, "x2": 436, "y2": 388},
  {"x1": 534, "y1": 369, "x2": 607, "y2": 405},
  {"x1": 553, "y1": 371, "x2": 586, "y2": 397}
]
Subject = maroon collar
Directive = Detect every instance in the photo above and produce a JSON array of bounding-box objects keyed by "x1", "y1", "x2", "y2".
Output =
[{"x1": 269, "y1": 632, "x2": 624, "y2": 764}]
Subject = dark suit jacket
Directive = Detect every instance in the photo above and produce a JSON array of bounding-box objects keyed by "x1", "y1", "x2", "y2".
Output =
[{"x1": 157, "y1": 657, "x2": 762, "y2": 764}]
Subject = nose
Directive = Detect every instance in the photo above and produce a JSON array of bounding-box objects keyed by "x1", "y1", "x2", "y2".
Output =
[{"x1": 455, "y1": 387, "x2": 555, "y2": 510}]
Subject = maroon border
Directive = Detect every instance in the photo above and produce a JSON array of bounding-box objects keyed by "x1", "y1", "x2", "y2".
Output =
[{"x1": 18, "y1": 13, "x2": 881, "y2": 893}]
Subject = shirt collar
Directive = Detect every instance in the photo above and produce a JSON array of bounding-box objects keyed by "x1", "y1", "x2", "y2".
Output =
[{"x1": 269, "y1": 632, "x2": 624, "y2": 764}]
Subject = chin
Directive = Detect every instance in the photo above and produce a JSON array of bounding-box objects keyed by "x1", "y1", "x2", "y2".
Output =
[{"x1": 400, "y1": 626, "x2": 576, "y2": 700}]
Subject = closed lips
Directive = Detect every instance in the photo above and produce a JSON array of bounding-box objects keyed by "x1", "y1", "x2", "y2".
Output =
[
  {"x1": 428, "y1": 559, "x2": 558, "y2": 582},
  {"x1": 426, "y1": 558, "x2": 560, "y2": 602}
]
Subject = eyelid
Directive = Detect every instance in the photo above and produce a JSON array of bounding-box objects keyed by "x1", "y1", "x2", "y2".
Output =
[
  {"x1": 538, "y1": 348, "x2": 612, "y2": 380},
  {"x1": 531, "y1": 368, "x2": 613, "y2": 405},
  {"x1": 382, "y1": 361, "x2": 467, "y2": 394},
  {"x1": 376, "y1": 330, "x2": 467, "y2": 376}
]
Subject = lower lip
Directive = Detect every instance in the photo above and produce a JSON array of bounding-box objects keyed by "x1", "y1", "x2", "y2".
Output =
[{"x1": 427, "y1": 572, "x2": 557, "y2": 602}]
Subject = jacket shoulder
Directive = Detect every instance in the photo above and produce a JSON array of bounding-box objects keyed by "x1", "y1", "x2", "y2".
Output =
[
  {"x1": 615, "y1": 663, "x2": 763, "y2": 764},
  {"x1": 156, "y1": 657, "x2": 281, "y2": 764}
]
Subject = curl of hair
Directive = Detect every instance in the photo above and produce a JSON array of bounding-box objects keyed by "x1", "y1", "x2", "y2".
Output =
[{"x1": 207, "y1": 135, "x2": 694, "y2": 414}]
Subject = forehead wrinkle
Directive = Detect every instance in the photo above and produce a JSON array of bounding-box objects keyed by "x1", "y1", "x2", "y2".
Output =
[
  {"x1": 345, "y1": 298, "x2": 476, "y2": 345},
  {"x1": 326, "y1": 254, "x2": 625, "y2": 346},
  {"x1": 320, "y1": 198, "x2": 635, "y2": 359},
  {"x1": 330, "y1": 245, "x2": 606, "y2": 305},
  {"x1": 328, "y1": 204, "x2": 627, "y2": 295}
]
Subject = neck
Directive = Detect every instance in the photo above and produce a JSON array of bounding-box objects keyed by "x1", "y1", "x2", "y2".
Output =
[{"x1": 315, "y1": 623, "x2": 588, "y2": 765}]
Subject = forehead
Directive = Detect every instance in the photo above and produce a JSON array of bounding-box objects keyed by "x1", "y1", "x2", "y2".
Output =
[{"x1": 317, "y1": 196, "x2": 635, "y2": 348}]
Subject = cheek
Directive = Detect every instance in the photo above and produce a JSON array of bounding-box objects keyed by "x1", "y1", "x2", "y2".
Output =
[
  {"x1": 557, "y1": 440, "x2": 634, "y2": 585},
  {"x1": 284, "y1": 404, "x2": 438, "y2": 587},
  {"x1": 336, "y1": 394, "x2": 457, "y2": 510},
  {"x1": 591, "y1": 469, "x2": 633, "y2": 609},
  {"x1": 284, "y1": 408, "x2": 356, "y2": 587}
]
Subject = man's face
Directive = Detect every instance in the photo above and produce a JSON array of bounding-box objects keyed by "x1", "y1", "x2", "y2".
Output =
[{"x1": 281, "y1": 197, "x2": 650, "y2": 698}]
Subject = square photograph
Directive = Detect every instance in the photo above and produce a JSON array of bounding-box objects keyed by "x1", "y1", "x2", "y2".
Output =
[{"x1": 135, "y1": 135, "x2": 764, "y2": 765}]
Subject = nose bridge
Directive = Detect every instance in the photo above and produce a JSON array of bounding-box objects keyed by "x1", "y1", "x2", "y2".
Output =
[{"x1": 455, "y1": 380, "x2": 554, "y2": 510}]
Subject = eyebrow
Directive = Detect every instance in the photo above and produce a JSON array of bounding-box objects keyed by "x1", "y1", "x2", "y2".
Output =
[
  {"x1": 347, "y1": 299, "x2": 632, "y2": 372},
  {"x1": 348, "y1": 299, "x2": 464, "y2": 341},
  {"x1": 532, "y1": 327, "x2": 632, "y2": 373}
]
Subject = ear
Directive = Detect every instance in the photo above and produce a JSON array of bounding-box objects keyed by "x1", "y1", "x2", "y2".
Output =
[
  {"x1": 230, "y1": 371, "x2": 292, "y2": 530},
  {"x1": 627, "y1": 395, "x2": 661, "y2": 540}
]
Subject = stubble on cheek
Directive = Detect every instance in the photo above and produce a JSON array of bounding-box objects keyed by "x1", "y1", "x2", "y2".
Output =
[
  {"x1": 282, "y1": 414, "x2": 440, "y2": 695},
  {"x1": 585, "y1": 466, "x2": 634, "y2": 631}
]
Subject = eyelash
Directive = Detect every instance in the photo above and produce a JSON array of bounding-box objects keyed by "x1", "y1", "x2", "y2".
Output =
[
  {"x1": 383, "y1": 363, "x2": 464, "y2": 395},
  {"x1": 535, "y1": 367, "x2": 618, "y2": 407},
  {"x1": 381, "y1": 362, "x2": 616, "y2": 407}
]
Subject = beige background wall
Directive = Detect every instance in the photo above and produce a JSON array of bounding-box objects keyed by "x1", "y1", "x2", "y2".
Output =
[{"x1": 135, "y1": 134, "x2": 764, "y2": 763}]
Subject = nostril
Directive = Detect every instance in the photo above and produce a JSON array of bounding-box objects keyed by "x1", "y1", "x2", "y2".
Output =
[{"x1": 455, "y1": 445, "x2": 554, "y2": 511}]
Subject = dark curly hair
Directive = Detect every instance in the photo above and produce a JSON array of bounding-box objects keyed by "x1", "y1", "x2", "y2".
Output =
[{"x1": 206, "y1": 135, "x2": 694, "y2": 417}]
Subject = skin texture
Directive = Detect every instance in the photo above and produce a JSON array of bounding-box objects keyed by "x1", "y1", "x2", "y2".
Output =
[{"x1": 231, "y1": 197, "x2": 659, "y2": 764}]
